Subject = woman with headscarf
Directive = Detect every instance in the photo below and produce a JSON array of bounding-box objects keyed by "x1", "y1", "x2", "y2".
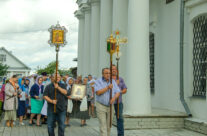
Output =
[
  {"x1": 24, "y1": 78, "x2": 30, "y2": 119},
  {"x1": 87, "y1": 79, "x2": 96, "y2": 117},
  {"x1": 65, "y1": 77, "x2": 74, "y2": 126},
  {"x1": 29, "y1": 76, "x2": 44, "y2": 126},
  {"x1": 70, "y1": 77, "x2": 90, "y2": 127},
  {"x1": 17, "y1": 77, "x2": 26, "y2": 126},
  {"x1": 4, "y1": 75, "x2": 22, "y2": 127}
]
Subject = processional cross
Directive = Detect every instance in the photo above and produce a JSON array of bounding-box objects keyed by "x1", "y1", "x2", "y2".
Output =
[{"x1": 107, "y1": 30, "x2": 127, "y2": 128}]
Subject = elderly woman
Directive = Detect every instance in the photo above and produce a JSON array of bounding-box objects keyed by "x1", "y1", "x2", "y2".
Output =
[
  {"x1": 4, "y1": 75, "x2": 22, "y2": 127},
  {"x1": 29, "y1": 76, "x2": 44, "y2": 126},
  {"x1": 65, "y1": 77, "x2": 74, "y2": 126},
  {"x1": 17, "y1": 77, "x2": 26, "y2": 126},
  {"x1": 87, "y1": 79, "x2": 96, "y2": 117},
  {"x1": 70, "y1": 77, "x2": 90, "y2": 127}
]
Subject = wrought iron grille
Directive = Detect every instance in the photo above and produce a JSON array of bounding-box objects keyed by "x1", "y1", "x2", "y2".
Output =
[
  {"x1": 192, "y1": 15, "x2": 207, "y2": 97},
  {"x1": 149, "y1": 32, "x2": 155, "y2": 93}
]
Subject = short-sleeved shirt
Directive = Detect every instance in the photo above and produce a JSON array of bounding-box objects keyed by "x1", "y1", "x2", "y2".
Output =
[
  {"x1": 94, "y1": 77, "x2": 120, "y2": 106},
  {"x1": 115, "y1": 77, "x2": 127, "y2": 104},
  {"x1": 43, "y1": 82, "x2": 68, "y2": 113}
]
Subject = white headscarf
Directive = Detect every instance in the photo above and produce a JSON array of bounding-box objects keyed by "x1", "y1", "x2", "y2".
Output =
[
  {"x1": 66, "y1": 77, "x2": 74, "y2": 90},
  {"x1": 88, "y1": 79, "x2": 96, "y2": 84}
]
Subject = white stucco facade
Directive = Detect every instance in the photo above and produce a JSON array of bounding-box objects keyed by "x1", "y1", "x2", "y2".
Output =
[{"x1": 75, "y1": 0, "x2": 207, "y2": 120}]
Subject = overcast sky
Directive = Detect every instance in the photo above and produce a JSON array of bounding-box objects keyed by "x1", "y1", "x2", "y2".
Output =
[{"x1": 0, "y1": 0, "x2": 78, "y2": 73}]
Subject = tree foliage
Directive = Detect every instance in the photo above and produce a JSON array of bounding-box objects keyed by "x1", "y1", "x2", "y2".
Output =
[
  {"x1": 36, "y1": 61, "x2": 73, "y2": 76},
  {"x1": 0, "y1": 63, "x2": 9, "y2": 76},
  {"x1": 37, "y1": 61, "x2": 56, "y2": 75}
]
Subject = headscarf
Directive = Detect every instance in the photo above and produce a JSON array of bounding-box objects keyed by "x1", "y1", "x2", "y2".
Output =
[
  {"x1": 18, "y1": 78, "x2": 24, "y2": 91},
  {"x1": 24, "y1": 78, "x2": 30, "y2": 86},
  {"x1": 9, "y1": 79, "x2": 16, "y2": 91},
  {"x1": 66, "y1": 77, "x2": 74, "y2": 90},
  {"x1": 36, "y1": 76, "x2": 43, "y2": 95},
  {"x1": 36, "y1": 76, "x2": 43, "y2": 86},
  {"x1": 88, "y1": 79, "x2": 96, "y2": 84}
]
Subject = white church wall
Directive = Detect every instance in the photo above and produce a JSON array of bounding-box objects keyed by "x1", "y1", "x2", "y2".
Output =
[
  {"x1": 151, "y1": 0, "x2": 207, "y2": 121},
  {"x1": 76, "y1": 0, "x2": 207, "y2": 120},
  {"x1": 151, "y1": 0, "x2": 185, "y2": 112}
]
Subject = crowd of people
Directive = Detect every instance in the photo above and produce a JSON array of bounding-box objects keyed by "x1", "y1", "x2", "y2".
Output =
[{"x1": 0, "y1": 65, "x2": 127, "y2": 136}]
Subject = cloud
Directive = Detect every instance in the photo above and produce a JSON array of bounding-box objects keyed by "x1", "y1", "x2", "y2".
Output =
[{"x1": 0, "y1": 0, "x2": 78, "y2": 73}]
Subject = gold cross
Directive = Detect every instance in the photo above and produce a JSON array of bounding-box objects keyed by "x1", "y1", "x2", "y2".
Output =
[
  {"x1": 115, "y1": 30, "x2": 128, "y2": 45},
  {"x1": 115, "y1": 30, "x2": 128, "y2": 58}
]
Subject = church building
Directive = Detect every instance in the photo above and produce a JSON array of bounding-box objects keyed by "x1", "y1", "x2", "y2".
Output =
[{"x1": 75, "y1": 0, "x2": 207, "y2": 133}]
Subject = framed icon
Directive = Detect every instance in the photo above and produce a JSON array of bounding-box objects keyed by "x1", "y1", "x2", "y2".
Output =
[
  {"x1": 52, "y1": 30, "x2": 64, "y2": 44},
  {"x1": 48, "y1": 22, "x2": 67, "y2": 47},
  {"x1": 70, "y1": 84, "x2": 86, "y2": 99}
]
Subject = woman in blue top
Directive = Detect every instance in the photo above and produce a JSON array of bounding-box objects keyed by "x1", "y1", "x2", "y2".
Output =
[
  {"x1": 17, "y1": 77, "x2": 26, "y2": 126},
  {"x1": 24, "y1": 78, "x2": 30, "y2": 119},
  {"x1": 29, "y1": 76, "x2": 44, "y2": 126}
]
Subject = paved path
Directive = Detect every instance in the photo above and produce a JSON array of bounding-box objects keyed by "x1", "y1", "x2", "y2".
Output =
[{"x1": 0, "y1": 118, "x2": 205, "y2": 136}]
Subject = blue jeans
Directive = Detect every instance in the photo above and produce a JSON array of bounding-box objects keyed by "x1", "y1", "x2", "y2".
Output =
[
  {"x1": 47, "y1": 110, "x2": 66, "y2": 136},
  {"x1": 114, "y1": 103, "x2": 124, "y2": 136}
]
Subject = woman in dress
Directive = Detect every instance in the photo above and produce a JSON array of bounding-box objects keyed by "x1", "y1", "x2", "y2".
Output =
[
  {"x1": 71, "y1": 77, "x2": 90, "y2": 127},
  {"x1": 4, "y1": 75, "x2": 22, "y2": 127},
  {"x1": 87, "y1": 79, "x2": 96, "y2": 117},
  {"x1": 24, "y1": 78, "x2": 30, "y2": 119},
  {"x1": 65, "y1": 77, "x2": 74, "y2": 126},
  {"x1": 29, "y1": 76, "x2": 44, "y2": 126},
  {"x1": 17, "y1": 78, "x2": 26, "y2": 126}
]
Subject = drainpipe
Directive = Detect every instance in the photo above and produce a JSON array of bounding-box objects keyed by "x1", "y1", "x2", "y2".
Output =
[{"x1": 180, "y1": 0, "x2": 192, "y2": 117}]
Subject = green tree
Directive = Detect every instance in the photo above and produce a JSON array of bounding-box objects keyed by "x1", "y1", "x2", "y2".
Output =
[
  {"x1": 59, "y1": 69, "x2": 72, "y2": 75},
  {"x1": 37, "y1": 61, "x2": 56, "y2": 75},
  {"x1": 0, "y1": 63, "x2": 9, "y2": 76},
  {"x1": 36, "y1": 61, "x2": 73, "y2": 76}
]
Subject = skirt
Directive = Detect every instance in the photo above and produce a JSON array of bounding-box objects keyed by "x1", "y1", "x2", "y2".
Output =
[
  {"x1": 17, "y1": 100, "x2": 26, "y2": 116},
  {"x1": 70, "y1": 100, "x2": 90, "y2": 120},
  {"x1": 4, "y1": 110, "x2": 16, "y2": 121},
  {"x1": 31, "y1": 98, "x2": 43, "y2": 114},
  {"x1": 25, "y1": 99, "x2": 29, "y2": 108}
]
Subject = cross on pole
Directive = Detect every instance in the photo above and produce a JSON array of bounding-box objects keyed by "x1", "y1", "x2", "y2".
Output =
[{"x1": 114, "y1": 30, "x2": 128, "y2": 119}]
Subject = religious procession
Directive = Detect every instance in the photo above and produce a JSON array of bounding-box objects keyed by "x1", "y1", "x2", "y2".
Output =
[
  {"x1": 1, "y1": 0, "x2": 207, "y2": 136},
  {"x1": 0, "y1": 20, "x2": 127, "y2": 136},
  {"x1": 0, "y1": 67, "x2": 126, "y2": 136}
]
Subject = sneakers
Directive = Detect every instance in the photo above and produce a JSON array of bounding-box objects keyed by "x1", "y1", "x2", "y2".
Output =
[{"x1": 19, "y1": 122, "x2": 25, "y2": 126}]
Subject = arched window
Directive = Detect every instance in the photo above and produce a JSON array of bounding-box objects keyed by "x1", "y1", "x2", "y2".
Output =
[
  {"x1": 149, "y1": 32, "x2": 155, "y2": 93},
  {"x1": 192, "y1": 15, "x2": 207, "y2": 97}
]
